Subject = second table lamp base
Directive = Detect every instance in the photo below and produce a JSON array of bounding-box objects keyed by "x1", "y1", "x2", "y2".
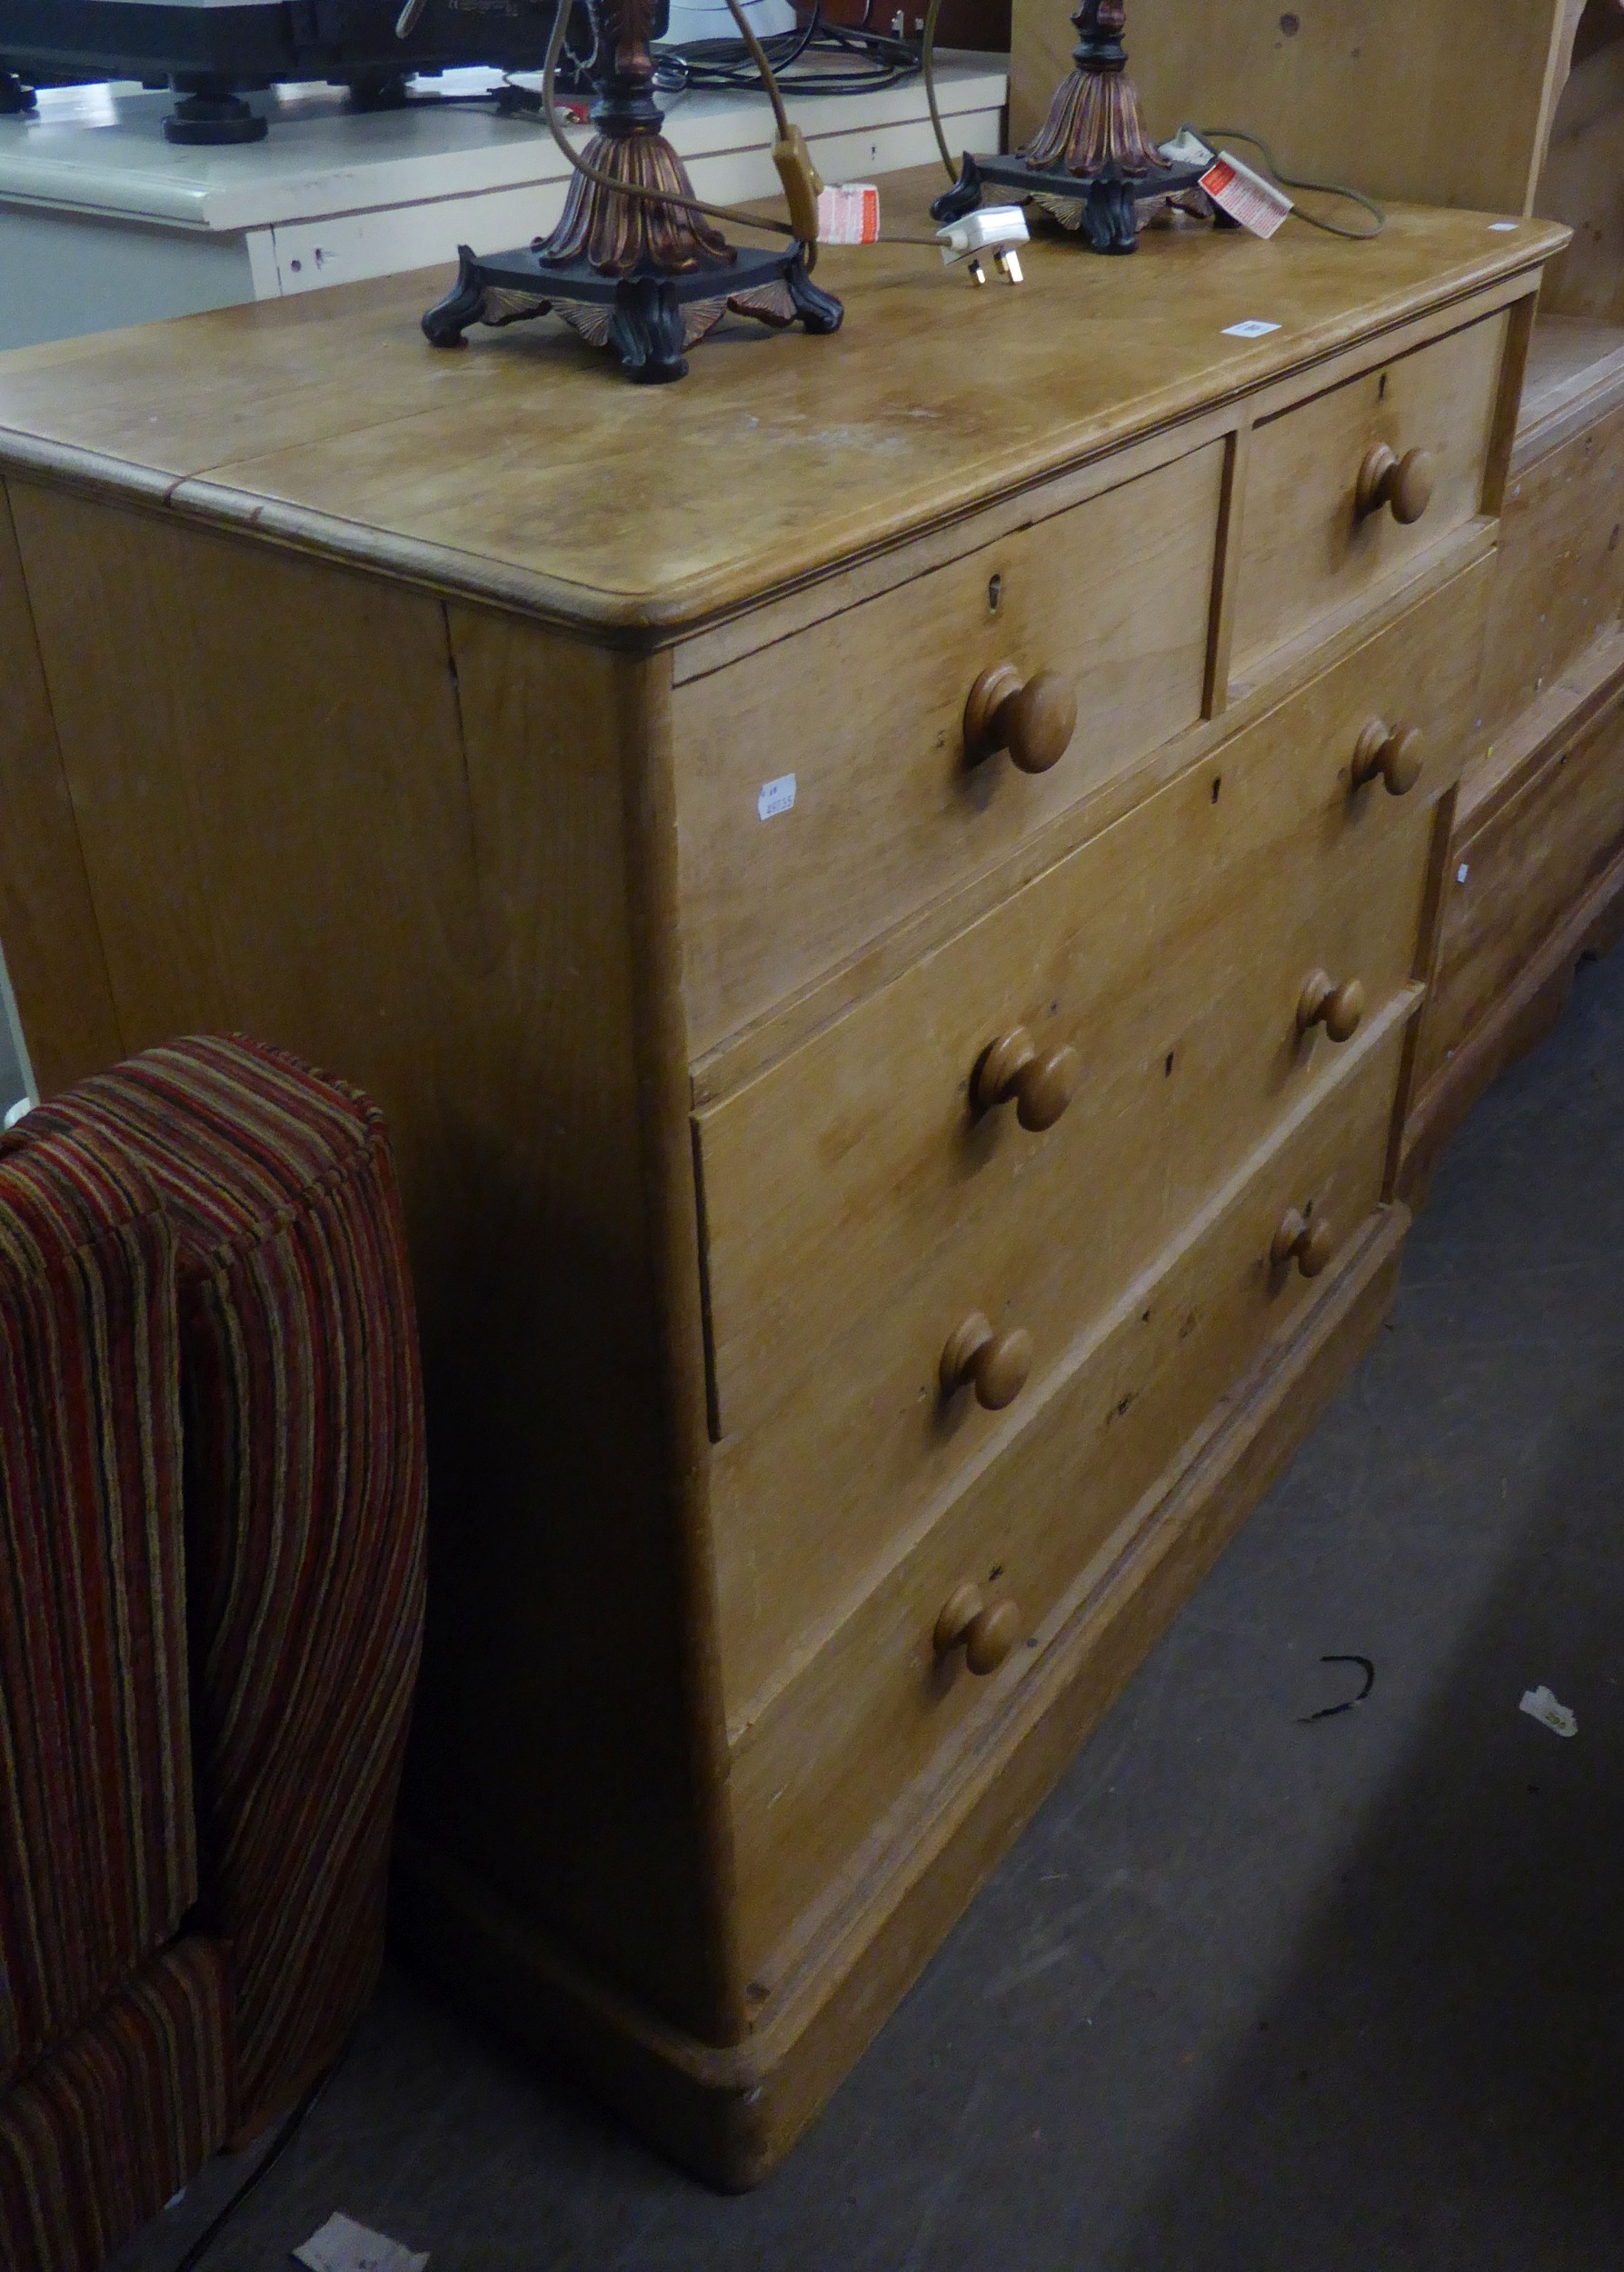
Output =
[{"x1": 932, "y1": 0, "x2": 1203, "y2": 254}]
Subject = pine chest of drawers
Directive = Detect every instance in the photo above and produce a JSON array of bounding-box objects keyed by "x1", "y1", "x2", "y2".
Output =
[{"x1": 0, "y1": 184, "x2": 1564, "y2": 2184}]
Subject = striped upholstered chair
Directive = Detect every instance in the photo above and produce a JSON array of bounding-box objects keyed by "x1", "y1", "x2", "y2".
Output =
[
  {"x1": 0, "y1": 1038, "x2": 427, "y2": 2271},
  {"x1": 0, "y1": 1095, "x2": 232, "y2": 2270}
]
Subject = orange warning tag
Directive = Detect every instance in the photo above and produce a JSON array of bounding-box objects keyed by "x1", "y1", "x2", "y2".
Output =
[
  {"x1": 816, "y1": 183, "x2": 881, "y2": 245},
  {"x1": 1200, "y1": 153, "x2": 1292, "y2": 239}
]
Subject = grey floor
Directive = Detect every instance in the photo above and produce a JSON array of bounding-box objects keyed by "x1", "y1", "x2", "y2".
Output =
[{"x1": 115, "y1": 947, "x2": 1624, "y2": 2272}]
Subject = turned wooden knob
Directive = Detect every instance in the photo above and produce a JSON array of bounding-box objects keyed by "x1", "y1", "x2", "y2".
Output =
[
  {"x1": 933, "y1": 1580, "x2": 1021, "y2": 1675},
  {"x1": 964, "y1": 663, "x2": 1078, "y2": 774},
  {"x1": 940, "y1": 1311, "x2": 1032, "y2": 1410},
  {"x1": 1351, "y1": 719, "x2": 1425, "y2": 796},
  {"x1": 1297, "y1": 968, "x2": 1366, "y2": 1043},
  {"x1": 1271, "y1": 1207, "x2": 1335, "y2": 1280},
  {"x1": 1356, "y1": 442, "x2": 1436, "y2": 526},
  {"x1": 972, "y1": 1028, "x2": 1080, "y2": 1131}
]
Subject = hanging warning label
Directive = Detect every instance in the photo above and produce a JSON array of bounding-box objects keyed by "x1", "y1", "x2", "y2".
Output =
[
  {"x1": 1201, "y1": 153, "x2": 1293, "y2": 239},
  {"x1": 816, "y1": 184, "x2": 881, "y2": 245}
]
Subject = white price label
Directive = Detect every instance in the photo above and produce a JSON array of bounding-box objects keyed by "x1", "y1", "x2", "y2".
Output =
[
  {"x1": 758, "y1": 773, "x2": 797, "y2": 820},
  {"x1": 1519, "y1": 1684, "x2": 1578, "y2": 1739}
]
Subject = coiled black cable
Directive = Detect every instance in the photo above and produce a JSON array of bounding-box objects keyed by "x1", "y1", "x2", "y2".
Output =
[{"x1": 652, "y1": 2, "x2": 922, "y2": 100}]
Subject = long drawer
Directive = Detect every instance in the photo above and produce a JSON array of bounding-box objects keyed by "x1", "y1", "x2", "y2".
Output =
[
  {"x1": 673, "y1": 440, "x2": 1225, "y2": 1053},
  {"x1": 728, "y1": 1006, "x2": 1412, "y2": 1978},
  {"x1": 700, "y1": 559, "x2": 1488, "y2": 1715},
  {"x1": 1231, "y1": 309, "x2": 1507, "y2": 685}
]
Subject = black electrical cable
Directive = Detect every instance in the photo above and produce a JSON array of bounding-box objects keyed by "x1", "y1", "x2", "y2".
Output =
[
  {"x1": 652, "y1": 6, "x2": 921, "y2": 100},
  {"x1": 169, "y1": 2051, "x2": 348, "y2": 2272},
  {"x1": 404, "y1": 79, "x2": 588, "y2": 110},
  {"x1": 654, "y1": 0, "x2": 822, "y2": 95},
  {"x1": 404, "y1": 6, "x2": 920, "y2": 151}
]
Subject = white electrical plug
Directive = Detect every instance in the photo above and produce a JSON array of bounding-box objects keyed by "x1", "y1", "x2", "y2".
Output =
[{"x1": 937, "y1": 204, "x2": 1029, "y2": 285}]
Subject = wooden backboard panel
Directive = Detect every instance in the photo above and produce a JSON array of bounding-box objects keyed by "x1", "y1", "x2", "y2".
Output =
[
  {"x1": 1537, "y1": 5, "x2": 1624, "y2": 318},
  {"x1": 1010, "y1": 0, "x2": 1570, "y2": 223}
]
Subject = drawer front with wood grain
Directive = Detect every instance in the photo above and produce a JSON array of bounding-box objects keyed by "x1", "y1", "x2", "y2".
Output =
[
  {"x1": 1475, "y1": 398, "x2": 1624, "y2": 746},
  {"x1": 673, "y1": 441, "x2": 1225, "y2": 1054},
  {"x1": 1230, "y1": 311, "x2": 1508, "y2": 686},
  {"x1": 727, "y1": 1008, "x2": 1412, "y2": 1978},
  {"x1": 699, "y1": 561, "x2": 1488, "y2": 1716},
  {"x1": 1414, "y1": 683, "x2": 1624, "y2": 1097}
]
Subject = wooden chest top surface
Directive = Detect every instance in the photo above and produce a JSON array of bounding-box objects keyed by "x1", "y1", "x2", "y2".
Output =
[{"x1": 0, "y1": 179, "x2": 1563, "y2": 633}]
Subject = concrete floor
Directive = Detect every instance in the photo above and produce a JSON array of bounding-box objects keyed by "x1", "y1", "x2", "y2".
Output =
[{"x1": 115, "y1": 948, "x2": 1624, "y2": 2272}]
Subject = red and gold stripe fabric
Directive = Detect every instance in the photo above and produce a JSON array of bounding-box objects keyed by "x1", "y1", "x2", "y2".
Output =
[
  {"x1": 0, "y1": 1937, "x2": 231, "y2": 2272},
  {"x1": 22, "y1": 1038, "x2": 428, "y2": 2138},
  {"x1": 0, "y1": 1118, "x2": 194, "y2": 2092}
]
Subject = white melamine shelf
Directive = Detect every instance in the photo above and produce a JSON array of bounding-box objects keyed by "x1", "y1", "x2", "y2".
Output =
[{"x1": 0, "y1": 57, "x2": 1007, "y2": 344}]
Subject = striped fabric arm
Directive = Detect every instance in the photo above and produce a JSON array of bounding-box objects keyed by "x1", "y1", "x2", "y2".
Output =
[
  {"x1": 0, "y1": 1938, "x2": 231, "y2": 2272},
  {"x1": 21, "y1": 1038, "x2": 429, "y2": 2139},
  {"x1": 0, "y1": 1118, "x2": 194, "y2": 2093}
]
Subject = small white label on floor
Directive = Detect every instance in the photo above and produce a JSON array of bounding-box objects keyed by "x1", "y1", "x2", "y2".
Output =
[
  {"x1": 1458, "y1": 862, "x2": 1470, "y2": 884},
  {"x1": 1519, "y1": 1684, "x2": 1578, "y2": 1739},
  {"x1": 294, "y1": 2212, "x2": 429, "y2": 2272},
  {"x1": 758, "y1": 772, "x2": 797, "y2": 820},
  {"x1": 1222, "y1": 318, "x2": 1281, "y2": 338}
]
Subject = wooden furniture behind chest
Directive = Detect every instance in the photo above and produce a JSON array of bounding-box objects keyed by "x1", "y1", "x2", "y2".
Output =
[
  {"x1": 1019, "y1": 0, "x2": 1624, "y2": 1188},
  {"x1": 0, "y1": 189, "x2": 1562, "y2": 2184}
]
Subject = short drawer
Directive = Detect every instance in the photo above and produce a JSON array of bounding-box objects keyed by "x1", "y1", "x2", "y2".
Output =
[
  {"x1": 673, "y1": 440, "x2": 1225, "y2": 1054},
  {"x1": 727, "y1": 1010, "x2": 1411, "y2": 1978},
  {"x1": 1414, "y1": 682, "x2": 1624, "y2": 1100},
  {"x1": 699, "y1": 558, "x2": 1488, "y2": 1715},
  {"x1": 1231, "y1": 310, "x2": 1508, "y2": 685},
  {"x1": 1475, "y1": 392, "x2": 1624, "y2": 744}
]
